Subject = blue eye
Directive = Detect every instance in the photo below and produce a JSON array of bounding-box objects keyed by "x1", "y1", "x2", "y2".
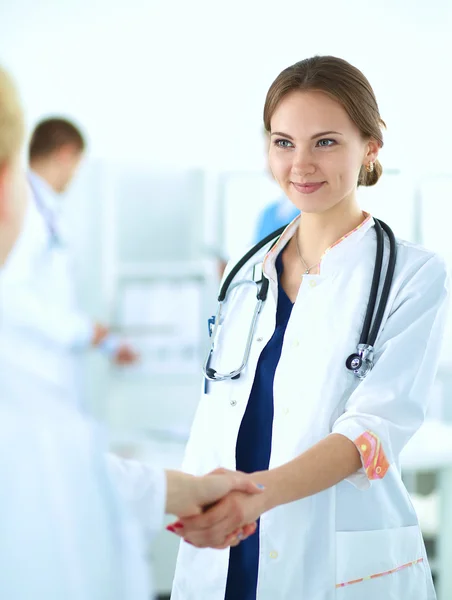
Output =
[
  {"x1": 317, "y1": 138, "x2": 336, "y2": 147},
  {"x1": 274, "y1": 139, "x2": 294, "y2": 148}
]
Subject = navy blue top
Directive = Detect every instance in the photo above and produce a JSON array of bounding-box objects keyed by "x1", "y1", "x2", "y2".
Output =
[{"x1": 224, "y1": 250, "x2": 294, "y2": 600}]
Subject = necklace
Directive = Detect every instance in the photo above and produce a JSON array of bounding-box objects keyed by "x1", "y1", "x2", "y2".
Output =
[{"x1": 295, "y1": 235, "x2": 319, "y2": 275}]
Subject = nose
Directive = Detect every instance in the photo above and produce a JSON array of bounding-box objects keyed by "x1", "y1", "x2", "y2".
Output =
[{"x1": 291, "y1": 146, "x2": 316, "y2": 177}]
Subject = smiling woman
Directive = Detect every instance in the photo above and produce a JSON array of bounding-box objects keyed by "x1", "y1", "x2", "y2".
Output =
[
  {"x1": 169, "y1": 56, "x2": 446, "y2": 600},
  {"x1": 264, "y1": 55, "x2": 385, "y2": 190}
]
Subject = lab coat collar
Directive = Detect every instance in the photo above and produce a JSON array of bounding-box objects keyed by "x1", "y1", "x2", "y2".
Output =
[
  {"x1": 262, "y1": 211, "x2": 374, "y2": 283},
  {"x1": 28, "y1": 170, "x2": 59, "y2": 214}
]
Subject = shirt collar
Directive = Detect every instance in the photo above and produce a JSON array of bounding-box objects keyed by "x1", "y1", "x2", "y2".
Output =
[{"x1": 262, "y1": 211, "x2": 374, "y2": 282}]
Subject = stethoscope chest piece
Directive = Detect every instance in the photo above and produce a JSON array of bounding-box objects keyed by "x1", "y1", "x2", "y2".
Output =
[{"x1": 345, "y1": 344, "x2": 374, "y2": 380}]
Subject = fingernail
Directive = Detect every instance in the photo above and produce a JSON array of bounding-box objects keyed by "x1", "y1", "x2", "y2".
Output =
[
  {"x1": 237, "y1": 533, "x2": 245, "y2": 540},
  {"x1": 173, "y1": 522, "x2": 184, "y2": 529},
  {"x1": 257, "y1": 484, "x2": 265, "y2": 490},
  {"x1": 166, "y1": 525, "x2": 176, "y2": 533}
]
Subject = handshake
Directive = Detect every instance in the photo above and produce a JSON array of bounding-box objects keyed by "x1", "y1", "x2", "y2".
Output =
[{"x1": 164, "y1": 469, "x2": 267, "y2": 549}]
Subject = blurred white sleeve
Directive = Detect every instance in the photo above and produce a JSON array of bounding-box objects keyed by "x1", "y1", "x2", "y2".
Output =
[
  {"x1": 107, "y1": 453, "x2": 166, "y2": 538},
  {"x1": 0, "y1": 284, "x2": 94, "y2": 349},
  {"x1": 98, "y1": 334, "x2": 122, "y2": 357}
]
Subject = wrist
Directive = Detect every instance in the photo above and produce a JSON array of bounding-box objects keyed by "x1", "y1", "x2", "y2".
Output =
[
  {"x1": 98, "y1": 334, "x2": 121, "y2": 357},
  {"x1": 249, "y1": 470, "x2": 280, "y2": 513},
  {"x1": 92, "y1": 323, "x2": 109, "y2": 346},
  {"x1": 165, "y1": 470, "x2": 197, "y2": 516}
]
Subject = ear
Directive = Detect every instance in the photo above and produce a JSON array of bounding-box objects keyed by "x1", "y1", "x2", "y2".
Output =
[{"x1": 364, "y1": 138, "x2": 380, "y2": 166}]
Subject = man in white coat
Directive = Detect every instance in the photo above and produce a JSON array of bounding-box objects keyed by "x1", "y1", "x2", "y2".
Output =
[{"x1": 0, "y1": 117, "x2": 137, "y2": 408}]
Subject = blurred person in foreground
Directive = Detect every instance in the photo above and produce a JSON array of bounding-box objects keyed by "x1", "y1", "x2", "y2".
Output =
[{"x1": 0, "y1": 66, "x2": 262, "y2": 600}]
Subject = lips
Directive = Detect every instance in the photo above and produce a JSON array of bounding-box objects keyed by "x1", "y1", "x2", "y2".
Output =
[{"x1": 292, "y1": 182, "x2": 325, "y2": 194}]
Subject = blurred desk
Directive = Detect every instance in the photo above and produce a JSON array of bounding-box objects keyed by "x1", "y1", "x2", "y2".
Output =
[{"x1": 401, "y1": 420, "x2": 452, "y2": 600}]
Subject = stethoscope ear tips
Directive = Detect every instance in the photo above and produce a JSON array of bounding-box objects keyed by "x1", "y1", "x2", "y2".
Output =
[
  {"x1": 206, "y1": 367, "x2": 217, "y2": 379},
  {"x1": 346, "y1": 353, "x2": 362, "y2": 372}
]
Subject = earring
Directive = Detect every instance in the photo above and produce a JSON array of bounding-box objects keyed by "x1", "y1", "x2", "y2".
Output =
[{"x1": 365, "y1": 162, "x2": 374, "y2": 173}]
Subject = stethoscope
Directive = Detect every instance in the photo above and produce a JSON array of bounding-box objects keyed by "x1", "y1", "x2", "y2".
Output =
[{"x1": 203, "y1": 218, "x2": 397, "y2": 382}]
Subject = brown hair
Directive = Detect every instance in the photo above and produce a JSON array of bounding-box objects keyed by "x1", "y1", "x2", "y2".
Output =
[
  {"x1": 263, "y1": 56, "x2": 386, "y2": 187},
  {"x1": 29, "y1": 117, "x2": 86, "y2": 161},
  {"x1": 0, "y1": 67, "x2": 24, "y2": 164}
]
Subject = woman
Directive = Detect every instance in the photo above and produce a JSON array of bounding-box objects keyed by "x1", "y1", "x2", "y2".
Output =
[{"x1": 168, "y1": 56, "x2": 449, "y2": 599}]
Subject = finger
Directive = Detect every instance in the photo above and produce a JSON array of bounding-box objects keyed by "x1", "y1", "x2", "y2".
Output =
[
  {"x1": 181, "y1": 497, "x2": 233, "y2": 532},
  {"x1": 222, "y1": 523, "x2": 257, "y2": 548},
  {"x1": 208, "y1": 467, "x2": 231, "y2": 476},
  {"x1": 207, "y1": 469, "x2": 264, "y2": 496},
  {"x1": 169, "y1": 509, "x2": 231, "y2": 542},
  {"x1": 213, "y1": 530, "x2": 243, "y2": 550},
  {"x1": 227, "y1": 524, "x2": 254, "y2": 544},
  {"x1": 184, "y1": 512, "x2": 231, "y2": 544},
  {"x1": 229, "y1": 475, "x2": 265, "y2": 495},
  {"x1": 166, "y1": 522, "x2": 185, "y2": 536},
  {"x1": 187, "y1": 509, "x2": 245, "y2": 547},
  {"x1": 170, "y1": 509, "x2": 251, "y2": 538},
  {"x1": 242, "y1": 522, "x2": 257, "y2": 537},
  {"x1": 181, "y1": 512, "x2": 243, "y2": 548}
]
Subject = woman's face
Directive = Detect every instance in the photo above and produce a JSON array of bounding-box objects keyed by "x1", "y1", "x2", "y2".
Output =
[{"x1": 268, "y1": 90, "x2": 379, "y2": 214}]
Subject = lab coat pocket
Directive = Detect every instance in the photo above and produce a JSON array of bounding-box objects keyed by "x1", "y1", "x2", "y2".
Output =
[{"x1": 336, "y1": 526, "x2": 432, "y2": 599}]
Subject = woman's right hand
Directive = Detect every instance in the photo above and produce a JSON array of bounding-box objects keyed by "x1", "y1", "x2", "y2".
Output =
[
  {"x1": 195, "y1": 468, "x2": 264, "y2": 514},
  {"x1": 165, "y1": 469, "x2": 263, "y2": 518},
  {"x1": 165, "y1": 468, "x2": 262, "y2": 545}
]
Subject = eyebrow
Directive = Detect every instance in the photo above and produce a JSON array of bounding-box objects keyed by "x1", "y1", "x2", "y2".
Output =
[{"x1": 271, "y1": 130, "x2": 343, "y2": 140}]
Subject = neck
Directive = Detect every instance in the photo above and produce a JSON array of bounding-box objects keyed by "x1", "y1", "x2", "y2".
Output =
[
  {"x1": 30, "y1": 159, "x2": 60, "y2": 194},
  {"x1": 0, "y1": 218, "x2": 22, "y2": 268},
  {"x1": 0, "y1": 228, "x2": 14, "y2": 267},
  {"x1": 296, "y1": 196, "x2": 364, "y2": 268}
]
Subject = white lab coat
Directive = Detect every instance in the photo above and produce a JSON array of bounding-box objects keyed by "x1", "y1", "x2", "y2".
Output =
[
  {"x1": 0, "y1": 335, "x2": 166, "y2": 600},
  {"x1": 0, "y1": 191, "x2": 167, "y2": 598},
  {"x1": 0, "y1": 175, "x2": 93, "y2": 404},
  {"x1": 0, "y1": 346, "x2": 152, "y2": 599},
  {"x1": 172, "y1": 215, "x2": 449, "y2": 600}
]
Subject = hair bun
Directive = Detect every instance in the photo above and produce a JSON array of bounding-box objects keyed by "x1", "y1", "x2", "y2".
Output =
[{"x1": 359, "y1": 160, "x2": 383, "y2": 187}]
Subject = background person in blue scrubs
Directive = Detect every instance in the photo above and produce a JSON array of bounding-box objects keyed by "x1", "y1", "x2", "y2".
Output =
[{"x1": 254, "y1": 131, "x2": 300, "y2": 243}]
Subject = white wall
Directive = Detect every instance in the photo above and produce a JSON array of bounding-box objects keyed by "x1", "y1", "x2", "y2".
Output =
[{"x1": 1, "y1": 0, "x2": 452, "y2": 176}]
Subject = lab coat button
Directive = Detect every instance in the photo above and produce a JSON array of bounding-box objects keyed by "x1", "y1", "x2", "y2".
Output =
[
  {"x1": 256, "y1": 337, "x2": 263, "y2": 342},
  {"x1": 292, "y1": 339, "x2": 300, "y2": 348},
  {"x1": 283, "y1": 408, "x2": 290, "y2": 415},
  {"x1": 230, "y1": 399, "x2": 238, "y2": 406},
  {"x1": 269, "y1": 550, "x2": 278, "y2": 559},
  {"x1": 309, "y1": 279, "x2": 317, "y2": 288}
]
